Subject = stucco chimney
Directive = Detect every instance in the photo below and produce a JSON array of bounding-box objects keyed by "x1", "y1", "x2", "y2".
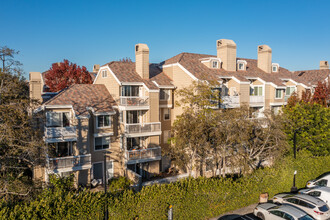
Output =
[
  {"x1": 257, "y1": 45, "x2": 272, "y2": 73},
  {"x1": 93, "y1": 64, "x2": 100, "y2": 72},
  {"x1": 29, "y1": 72, "x2": 43, "y2": 102},
  {"x1": 216, "y1": 39, "x2": 237, "y2": 71},
  {"x1": 320, "y1": 61, "x2": 329, "y2": 69},
  {"x1": 135, "y1": 43, "x2": 149, "y2": 79}
]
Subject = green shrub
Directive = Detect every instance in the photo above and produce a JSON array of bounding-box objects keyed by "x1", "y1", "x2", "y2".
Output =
[{"x1": 1, "y1": 152, "x2": 329, "y2": 220}]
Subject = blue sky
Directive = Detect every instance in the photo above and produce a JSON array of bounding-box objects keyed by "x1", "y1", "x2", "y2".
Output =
[{"x1": 1, "y1": 0, "x2": 330, "y2": 78}]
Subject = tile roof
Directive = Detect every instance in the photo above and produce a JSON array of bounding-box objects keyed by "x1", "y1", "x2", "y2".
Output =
[
  {"x1": 293, "y1": 69, "x2": 330, "y2": 86},
  {"x1": 44, "y1": 84, "x2": 116, "y2": 116},
  {"x1": 101, "y1": 61, "x2": 174, "y2": 89},
  {"x1": 163, "y1": 52, "x2": 295, "y2": 87}
]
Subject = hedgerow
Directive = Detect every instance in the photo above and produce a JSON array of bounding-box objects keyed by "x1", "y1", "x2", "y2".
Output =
[{"x1": 1, "y1": 151, "x2": 329, "y2": 219}]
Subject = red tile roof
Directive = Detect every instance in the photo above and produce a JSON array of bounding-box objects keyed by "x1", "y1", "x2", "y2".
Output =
[
  {"x1": 163, "y1": 52, "x2": 294, "y2": 86},
  {"x1": 44, "y1": 84, "x2": 116, "y2": 116}
]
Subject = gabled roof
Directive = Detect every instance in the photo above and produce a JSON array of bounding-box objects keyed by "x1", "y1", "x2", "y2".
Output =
[
  {"x1": 101, "y1": 61, "x2": 174, "y2": 89},
  {"x1": 163, "y1": 52, "x2": 295, "y2": 87},
  {"x1": 44, "y1": 84, "x2": 116, "y2": 117},
  {"x1": 293, "y1": 69, "x2": 330, "y2": 86}
]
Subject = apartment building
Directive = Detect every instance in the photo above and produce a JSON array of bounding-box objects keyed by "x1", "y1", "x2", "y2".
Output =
[{"x1": 30, "y1": 39, "x2": 329, "y2": 186}]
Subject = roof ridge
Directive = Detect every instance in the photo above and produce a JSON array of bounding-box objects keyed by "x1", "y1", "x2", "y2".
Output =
[{"x1": 43, "y1": 84, "x2": 77, "y2": 105}]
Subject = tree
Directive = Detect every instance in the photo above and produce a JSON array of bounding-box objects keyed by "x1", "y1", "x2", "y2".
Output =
[
  {"x1": 0, "y1": 46, "x2": 22, "y2": 76},
  {"x1": 282, "y1": 102, "x2": 330, "y2": 155},
  {"x1": 44, "y1": 59, "x2": 92, "y2": 92},
  {"x1": 0, "y1": 46, "x2": 44, "y2": 201},
  {"x1": 312, "y1": 81, "x2": 329, "y2": 107}
]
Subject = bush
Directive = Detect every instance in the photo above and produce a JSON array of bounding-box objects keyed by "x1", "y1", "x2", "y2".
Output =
[{"x1": 1, "y1": 152, "x2": 329, "y2": 219}]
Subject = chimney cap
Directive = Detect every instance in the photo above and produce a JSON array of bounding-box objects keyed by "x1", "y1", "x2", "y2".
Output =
[
  {"x1": 135, "y1": 43, "x2": 149, "y2": 52},
  {"x1": 217, "y1": 39, "x2": 236, "y2": 48},
  {"x1": 258, "y1": 45, "x2": 272, "y2": 52}
]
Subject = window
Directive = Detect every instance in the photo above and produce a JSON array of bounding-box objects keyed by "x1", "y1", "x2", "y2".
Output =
[
  {"x1": 298, "y1": 200, "x2": 315, "y2": 209},
  {"x1": 286, "y1": 87, "x2": 296, "y2": 96},
  {"x1": 308, "y1": 191, "x2": 321, "y2": 197},
  {"x1": 272, "y1": 63, "x2": 279, "y2": 72},
  {"x1": 97, "y1": 115, "x2": 110, "y2": 128},
  {"x1": 238, "y1": 63, "x2": 244, "y2": 70},
  {"x1": 250, "y1": 86, "x2": 263, "y2": 96},
  {"x1": 283, "y1": 213, "x2": 294, "y2": 220},
  {"x1": 163, "y1": 130, "x2": 171, "y2": 144},
  {"x1": 164, "y1": 109, "x2": 170, "y2": 120},
  {"x1": 46, "y1": 112, "x2": 70, "y2": 127},
  {"x1": 121, "y1": 85, "x2": 139, "y2": 97},
  {"x1": 93, "y1": 162, "x2": 103, "y2": 180},
  {"x1": 160, "y1": 89, "x2": 170, "y2": 100},
  {"x1": 286, "y1": 198, "x2": 299, "y2": 204},
  {"x1": 95, "y1": 136, "x2": 110, "y2": 150},
  {"x1": 102, "y1": 70, "x2": 107, "y2": 78},
  {"x1": 315, "y1": 179, "x2": 328, "y2": 187},
  {"x1": 212, "y1": 61, "x2": 218, "y2": 68},
  {"x1": 126, "y1": 111, "x2": 139, "y2": 124},
  {"x1": 270, "y1": 210, "x2": 284, "y2": 218},
  {"x1": 119, "y1": 112, "x2": 123, "y2": 123},
  {"x1": 275, "y1": 89, "x2": 283, "y2": 99},
  {"x1": 48, "y1": 141, "x2": 74, "y2": 157}
]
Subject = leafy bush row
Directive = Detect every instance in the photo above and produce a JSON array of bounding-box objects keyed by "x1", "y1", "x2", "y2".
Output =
[{"x1": 1, "y1": 151, "x2": 329, "y2": 220}]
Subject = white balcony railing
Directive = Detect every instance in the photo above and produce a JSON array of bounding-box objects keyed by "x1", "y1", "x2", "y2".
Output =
[
  {"x1": 119, "y1": 96, "x2": 149, "y2": 107},
  {"x1": 250, "y1": 96, "x2": 264, "y2": 103},
  {"x1": 44, "y1": 126, "x2": 77, "y2": 139},
  {"x1": 221, "y1": 96, "x2": 240, "y2": 107},
  {"x1": 126, "y1": 147, "x2": 161, "y2": 161},
  {"x1": 125, "y1": 122, "x2": 161, "y2": 134},
  {"x1": 47, "y1": 154, "x2": 91, "y2": 170}
]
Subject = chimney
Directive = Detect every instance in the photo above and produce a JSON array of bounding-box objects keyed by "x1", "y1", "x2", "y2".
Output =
[
  {"x1": 257, "y1": 45, "x2": 272, "y2": 73},
  {"x1": 93, "y1": 64, "x2": 100, "y2": 72},
  {"x1": 29, "y1": 72, "x2": 43, "y2": 102},
  {"x1": 135, "y1": 43, "x2": 149, "y2": 79},
  {"x1": 320, "y1": 61, "x2": 329, "y2": 69},
  {"x1": 216, "y1": 39, "x2": 237, "y2": 71}
]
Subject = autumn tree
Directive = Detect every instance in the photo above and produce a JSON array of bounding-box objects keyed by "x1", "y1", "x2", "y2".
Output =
[
  {"x1": 312, "y1": 81, "x2": 329, "y2": 107},
  {"x1": 0, "y1": 46, "x2": 44, "y2": 201},
  {"x1": 44, "y1": 59, "x2": 92, "y2": 92}
]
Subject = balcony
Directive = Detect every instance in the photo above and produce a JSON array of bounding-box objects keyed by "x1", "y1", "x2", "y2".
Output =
[
  {"x1": 284, "y1": 95, "x2": 291, "y2": 102},
  {"x1": 221, "y1": 96, "x2": 240, "y2": 108},
  {"x1": 47, "y1": 154, "x2": 91, "y2": 171},
  {"x1": 249, "y1": 96, "x2": 264, "y2": 106},
  {"x1": 119, "y1": 96, "x2": 149, "y2": 110},
  {"x1": 44, "y1": 126, "x2": 77, "y2": 142},
  {"x1": 126, "y1": 147, "x2": 161, "y2": 164},
  {"x1": 125, "y1": 122, "x2": 162, "y2": 137}
]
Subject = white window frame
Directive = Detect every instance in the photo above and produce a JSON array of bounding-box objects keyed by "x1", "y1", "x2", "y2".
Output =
[
  {"x1": 96, "y1": 115, "x2": 111, "y2": 129},
  {"x1": 250, "y1": 85, "x2": 263, "y2": 96},
  {"x1": 237, "y1": 60, "x2": 247, "y2": 71},
  {"x1": 275, "y1": 89, "x2": 283, "y2": 99},
  {"x1": 285, "y1": 86, "x2": 296, "y2": 96},
  {"x1": 46, "y1": 111, "x2": 71, "y2": 127},
  {"x1": 163, "y1": 108, "x2": 170, "y2": 121},
  {"x1": 102, "y1": 70, "x2": 107, "y2": 78},
  {"x1": 160, "y1": 89, "x2": 170, "y2": 101},
  {"x1": 163, "y1": 130, "x2": 171, "y2": 144},
  {"x1": 272, "y1": 63, "x2": 280, "y2": 72},
  {"x1": 94, "y1": 136, "x2": 111, "y2": 151},
  {"x1": 212, "y1": 60, "x2": 219, "y2": 68}
]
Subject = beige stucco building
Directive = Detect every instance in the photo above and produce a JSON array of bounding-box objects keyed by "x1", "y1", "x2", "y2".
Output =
[{"x1": 30, "y1": 39, "x2": 330, "y2": 185}]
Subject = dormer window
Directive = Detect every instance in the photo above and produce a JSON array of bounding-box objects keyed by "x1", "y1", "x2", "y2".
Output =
[
  {"x1": 237, "y1": 60, "x2": 247, "y2": 71},
  {"x1": 272, "y1": 63, "x2": 279, "y2": 72},
  {"x1": 212, "y1": 60, "x2": 219, "y2": 68},
  {"x1": 102, "y1": 70, "x2": 107, "y2": 78}
]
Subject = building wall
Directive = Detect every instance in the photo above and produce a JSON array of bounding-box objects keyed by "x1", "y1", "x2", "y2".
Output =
[
  {"x1": 94, "y1": 68, "x2": 120, "y2": 101},
  {"x1": 239, "y1": 84, "x2": 250, "y2": 105}
]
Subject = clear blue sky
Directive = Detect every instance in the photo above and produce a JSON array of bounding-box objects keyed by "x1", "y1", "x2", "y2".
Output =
[{"x1": 1, "y1": 0, "x2": 330, "y2": 78}]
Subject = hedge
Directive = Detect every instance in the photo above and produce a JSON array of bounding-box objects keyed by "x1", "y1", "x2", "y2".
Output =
[{"x1": 1, "y1": 151, "x2": 329, "y2": 220}]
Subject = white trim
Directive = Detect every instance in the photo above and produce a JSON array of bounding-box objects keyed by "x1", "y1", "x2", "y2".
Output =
[
  {"x1": 94, "y1": 132, "x2": 114, "y2": 137},
  {"x1": 45, "y1": 105, "x2": 73, "y2": 109},
  {"x1": 232, "y1": 76, "x2": 250, "y2": 85},
  {"x1": 94, "y1": 136, "x2": 111, "y2": 151},
  {"x1": 162, "y1": 63, "x2": 198, "y2": 81},
  {"x1": 272, "y1": 63, "x2": 280, "y2": 72},
  {"x1": 93, "y1": 66, "x2": 121, "y2": 85},
  {"x1": 270, "y1": 102, "x2": 286, "y2": 106},
  {"x1": 94, "y1": 111, "x2": 116, "y2": 116},
  {"x1": 121, "y1": 82, "x2": 144, "y2": 86},
  {"x1": 152, "y1": 81, "x2": 175, "y2": 89},
  {"x1": 159, "y1": 104, "x2": 173, "y2": 108}
]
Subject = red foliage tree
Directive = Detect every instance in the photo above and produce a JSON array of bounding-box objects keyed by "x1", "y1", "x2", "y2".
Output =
[
  {"x1": 312, "y1": 81, "x2": 329, "y2": 107},
  {"x1": 44, "y1": 59, "x2": 93, "y2": 92}
]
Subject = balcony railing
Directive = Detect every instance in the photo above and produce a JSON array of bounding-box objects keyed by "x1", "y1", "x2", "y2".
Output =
[
  {"x1": 126, "y1": 147, "x2": 161, "y2": 161},
  {"x1": 44, "y1": 126, "x2": 77, "y2": 139},
  {"x1": 47, "y1": 154, "x2": 91, "y2": 170},
  {"x1": 250, "y1": 96, "x2": 264, "y2": 103},
  {"x1": 221, "y1": 96, "x2": 240, "y2": 107},
  {"x1": 125, "y1": 122, "x2": 161, "y2": 134},
  {"x1": 119, "y1": 96, "x2": 149, "y2": 107}
]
